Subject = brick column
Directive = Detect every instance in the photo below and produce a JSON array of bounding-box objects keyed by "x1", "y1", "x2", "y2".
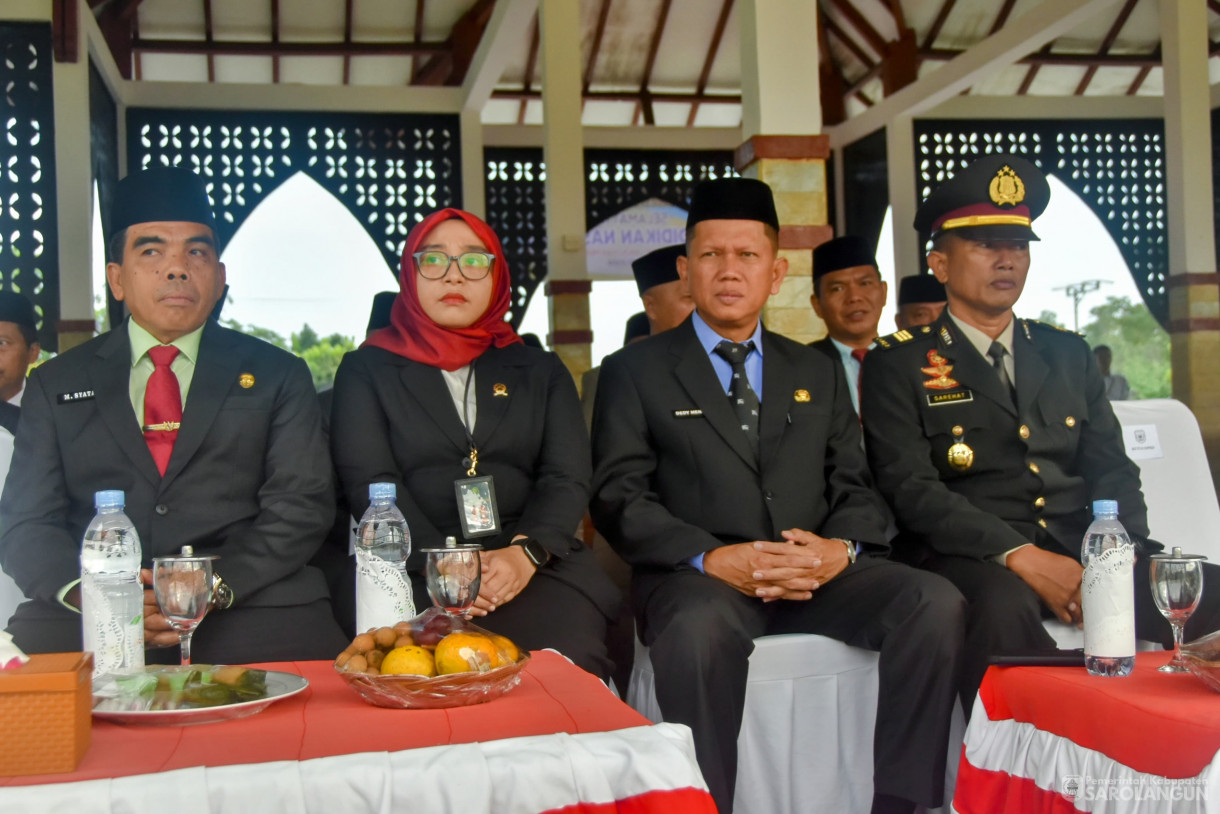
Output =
[{"x1": 546, "y1": 280, "x2": 592, "y2": 382}]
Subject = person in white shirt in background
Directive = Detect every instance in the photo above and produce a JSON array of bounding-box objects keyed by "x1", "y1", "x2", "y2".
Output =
[{"x1": 0, "y1": 290, "x2": 41, "y2": 627}]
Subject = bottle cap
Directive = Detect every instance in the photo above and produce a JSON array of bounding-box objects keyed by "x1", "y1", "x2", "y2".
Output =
[
  {"x1": 94, "y1": 490, "x2": 125, "y2": 509},
  {"x1": 1092, "y1": 499, "x2": 1119, "y2": 516},
  {"x1": 369, "y1": 482, "x2": 396, "y2": 501}
]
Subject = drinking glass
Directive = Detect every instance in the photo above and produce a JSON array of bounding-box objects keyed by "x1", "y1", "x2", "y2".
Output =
[
  {"x1": 424, "y1": 543, "x2": 482, "y2": 617},
  {"x1": 1149, "y1": 547, "x2": 1206, "y2": 673},
  {"x1": 152, "y1": 548, "x2": 216, "y2": 666}
]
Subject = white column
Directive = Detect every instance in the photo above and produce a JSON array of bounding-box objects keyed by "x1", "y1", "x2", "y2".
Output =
[
  {"x1": 739, "y1": 0, "x2": 821, "y2": 140},
  {"x1": 538, "y1": 0, "x2": 585, "y2": 282},
  {"x1": 459, "y1": 107, "x2": 486, "y2": 217},
  {"x1": 886, "y1": 115, "x2": 921, "y2": 281}
]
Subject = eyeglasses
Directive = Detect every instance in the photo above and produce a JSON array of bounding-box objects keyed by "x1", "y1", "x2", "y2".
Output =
[{"x1": 413, "y1": 251, "x2": 495, "y2": 280}]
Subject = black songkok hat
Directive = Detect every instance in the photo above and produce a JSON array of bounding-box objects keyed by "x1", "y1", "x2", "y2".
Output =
[
  {"x1": 366, "y1": 291, "x2": 397, "y2": 335},
  {"x1": 0, "y1": 291, "x2": 37, "y2": 334},
  {"x1": 623, "y1": 312, "x2": 650, "y2": 346},
  {"x1": 686, "y1": 178, "x2": 780, "y2": 234},
  {"x1": 897, "y1": 275, "x2": 947, "y2": 306},
  {"x1": 110, "y1": 166, "x2": 218, "y2": 239},
  {"x1": 812, "y1": 236, "x2": 877, "y2": 281},
  {"x1": 913, "y1": 153, "x2": 1049, "y2": 242},
  {"x1": 631, "y1": 244, "x2": 684, "y2": 296}
]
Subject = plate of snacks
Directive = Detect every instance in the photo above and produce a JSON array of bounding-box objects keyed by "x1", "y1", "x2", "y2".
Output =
[
  {"x1": 92, "y1": 665, "x2": 308, "y2": 725},
  {"x1": 336, "y1": 607, "x2": 529, "y2": 709}
]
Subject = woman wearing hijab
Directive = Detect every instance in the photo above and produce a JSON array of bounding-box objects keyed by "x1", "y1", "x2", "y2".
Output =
[{"x1": 330, "y1": 208, "x2": 620, "y2": 678}]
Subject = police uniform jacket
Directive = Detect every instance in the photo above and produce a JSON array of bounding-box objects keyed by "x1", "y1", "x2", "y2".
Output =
[{"x1": 859, "y1": 312, "x2": 1153, "y2": 561}]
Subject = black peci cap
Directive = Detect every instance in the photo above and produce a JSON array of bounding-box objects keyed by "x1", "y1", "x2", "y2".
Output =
[
  {"x1": 624, "y1": 312, "x2": 650, "y2": 346},
  {"x1": 812, "y1": 236, "x2": 878, "y2": 281},
  {"x1": 913, "y1": 154, "x2": 1049, "y2": 242},
  {"x1": 686, "y1": 177, "x2": 780, "y2": 234},
  {"x1": 0, "y1": 291, "x2": 37, "y2": 335},
  {"x1": 897, "y1": 275, "x2": 947, "y2": 306},
  {"x1": 631, "y1": 244, "x2": 684, "y2": 296},
  {"x1": 110, "y1": 166, "x2": 218, "y2": 240}
]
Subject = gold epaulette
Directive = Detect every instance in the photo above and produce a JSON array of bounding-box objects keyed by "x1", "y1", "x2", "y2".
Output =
[{"x1": 874, "y1": 325, "x2": 932, "y2": 350}]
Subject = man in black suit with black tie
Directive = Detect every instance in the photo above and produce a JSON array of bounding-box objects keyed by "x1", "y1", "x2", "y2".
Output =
[
  {"x1": 591, "y1": 178, "x2": 965, "y2": 814},
  {"x1": 0, "y1": 166, "x2": 347, "y2": 662}
]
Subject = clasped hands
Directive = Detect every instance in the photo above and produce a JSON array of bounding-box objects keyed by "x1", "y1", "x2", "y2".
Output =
[
  {"x1": 1006, "y1": 545, "x2": 1084, "y2": 626},
  {"x1": 704, "y1": 529, "x2": 850, "y2": 602},
  {"x1": 469, "y1": 541, "x2": 536, "y2": 617}
]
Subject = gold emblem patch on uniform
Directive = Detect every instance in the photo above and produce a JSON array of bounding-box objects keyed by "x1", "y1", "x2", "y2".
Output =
[
  {"x1": 939, "y1": 326, "x2": 954, "y2": 347},
  {"x1": 794, "y1": 389, "x2": 811, "y2": 403},
  {"x1": 239, "y1": 373, "x2": 255, "y2": 389},
  {"x1": 922, "y1": 350, "x2": 959, "y2": 390},
  {"x1": 493, "y1": 383, "x2": 509, "y2": 397},
  {"x1": 1065, "y1": 416, "x2": 1076, "y2": 428},
  {"x1": 947, "y1": 442, "x2": 974, "y2": 472},
  {"x1": 989, "y1": 165, "x2": 1026, "y2": 207}
]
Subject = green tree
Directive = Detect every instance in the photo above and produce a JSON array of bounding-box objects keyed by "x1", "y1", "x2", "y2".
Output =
[
  {"x1": 299, "y1": 334, "x2": 356, "y2": 389},
  {"x1": 222, "y1": 318, "x2": 288, "y2": 350},
  {"x1": 1037, "y1": 310, "x2": 1064, "y2": 328},
  {"x1": 1081, "y1": 296, "x2": 1170, "y2": 399},
  {"x1": 292, "y1": 324, "x2": 320, "y2": 354}
]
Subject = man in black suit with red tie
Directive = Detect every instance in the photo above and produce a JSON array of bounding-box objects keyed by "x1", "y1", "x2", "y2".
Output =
[
  {"x1": 0, "y1": 167, "x2": 347, "y2": 662},
  {"x1": 591, "y1": 177, "x2": 965, "y2": 814}
]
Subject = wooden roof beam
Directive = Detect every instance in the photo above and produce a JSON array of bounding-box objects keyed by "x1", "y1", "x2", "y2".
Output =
[
  {"x1": 989, "y1": 0, "x2": 1018, "y2": 35},
  {"x1": 411, "y1": 0, "x2": 494, "y2": 86},
  {"x1": 1075, "y1": 0, "x2": 1139, "y2": 95},
  {"x1": 409, "y1": 0, "x2": 426, "y2": 83},
  {"x1": 584, "y1": 0, "x2": 612, "y2": 96},
  {"x1": 825, "y1": 0, "x2": 888, "y2": 57},
  {"x1": 131, "y1": 38, "x2": 449, "y2": 57},
  {"x1": 824, "y1": 15, "x2": 877, "y2": 69},
  {"x1": 95, "y1": 0, "x2": 145, "y2": 79},
  {"x1": 204, "y1": 0, "x2": 214, "y2": 82},
  {"x1": 687, "y1": 0, "x2": 734, "y2": 126},
  {"x1": 518, "y1": 15, "x2": 539, "y2": 124},
  {"x1": 461, "y1": 0, "x2": 538, "y2": 110},
  {"x1": 637, "y1": 0, "x2": 673, "y2": 126},
  {"x1": 271, "y1": 0, "x2": 279, "y2": 83},
  {"x1": 342, "y1": 0, "x2": 353, "y2": 85},
  {"x1": 922, "y1": 0, "x2": 958, "y2": 50}
]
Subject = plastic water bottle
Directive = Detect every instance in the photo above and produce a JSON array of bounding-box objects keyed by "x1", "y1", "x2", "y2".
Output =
[
  {"x1": 1082, "y1": 499, "x2": 1136, "y2": 677},
  {"x1": 80, "y1": 490, "x2": 144, "y2": 678},
  {"x1": 354, "y1": 483, "x2": 414, "y2": 630}
]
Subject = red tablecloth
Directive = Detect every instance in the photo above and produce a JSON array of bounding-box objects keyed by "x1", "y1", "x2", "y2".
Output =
[
  {"x1": 955, "y1": 652, "x2": 1220, "y2": 813},
  {"x1": 0, "y1": 652, "x2": 715, "y2": 814}
]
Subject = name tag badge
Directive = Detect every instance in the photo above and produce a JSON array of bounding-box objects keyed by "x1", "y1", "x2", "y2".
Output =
[
  {"x1": 926, "y1": 390, "x2": 974, "y2": 407},
  {"x1": 57, "y1": 390, "x2": 96, "y2": 404},
  {"x1": 454, "y1": 475, "x2": 500, "y2": 539},
  {"x1": 672, "y1": 409, "x2": 704, "y2": 419}
]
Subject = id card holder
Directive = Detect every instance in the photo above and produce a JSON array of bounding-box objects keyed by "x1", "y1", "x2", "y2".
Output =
[{"x1": 455, "y1": 475, "x2": 500, "y2": 539}]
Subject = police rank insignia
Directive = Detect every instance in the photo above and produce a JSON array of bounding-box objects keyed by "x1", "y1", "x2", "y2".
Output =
[
  {"x1": 794, "y1": 389, "x2": 811, "y2": 403},
  {"x1": 239, "y1": 373, "x2": 255, "y2": 389},
  {"x1": 921, "y1": 350, "x2": 959, "y2": 390},
  {"x1": 493, "y1": 383, "x2": 509, "y2": 397},
  {"x1": 989, "y1": 165, "x2": 1026, "y2": 207},
  {"x1": 947, "y1": 424, "x2": 974, "y2": 472}
]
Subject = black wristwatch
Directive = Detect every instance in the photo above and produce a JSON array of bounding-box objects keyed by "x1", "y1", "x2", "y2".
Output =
[
  {"x1": 211, "y1": 573, "x2": 235, "y2": 610},
  {"x1": 514, "y1": 537, "x2": 552, "y2": 568}
]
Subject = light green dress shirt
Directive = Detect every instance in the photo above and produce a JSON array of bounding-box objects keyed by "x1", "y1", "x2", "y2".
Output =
[{"x1": 127, "y1": 319, "x2": 204, "y2": 424}]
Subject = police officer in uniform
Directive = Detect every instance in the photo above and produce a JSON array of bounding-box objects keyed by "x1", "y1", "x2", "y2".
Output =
[{"x1": 860, "y1": 154, "x2": 1220, "y2": 707}]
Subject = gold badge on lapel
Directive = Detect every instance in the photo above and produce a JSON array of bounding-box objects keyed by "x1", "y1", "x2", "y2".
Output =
[
  {"x1": 947, "y1": 425, "x2": 974, "y2": 472},
  {"x1": 493, "y1": 383, "x2": 509, "y2": 397},
  {"x1": 239, "y1": 373, "x2": 255, "y2": 389},
  {"x1": 794, "y1": 389, "x2": 811, "y2": 403},
  {"x1": 921, "y1": 350, "x2": 959, "y2": 390}
]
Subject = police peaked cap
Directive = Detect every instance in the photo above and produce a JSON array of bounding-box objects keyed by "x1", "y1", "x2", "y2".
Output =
[
  {"x1": 897, "y1": 275, "x2": 947, "y2": 306},
  {"x1": 813, "y1": 235, "x2": 878, "y2": 281},
  {"x1": 914, "y1": 154, "x2": 1049, "y2": 242},
  {"x1": 110, "y1": 166, "x2": 218, "y2": 239},
  {"x1": 631, "y1": 244, "x2": 685, "y2": 296},
  {"x1": 686, "y1": 177, "x2": 780, "y2": 233}
]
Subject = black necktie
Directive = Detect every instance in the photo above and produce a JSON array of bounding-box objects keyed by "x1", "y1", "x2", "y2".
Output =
[
  {"x1": 988, "y1": 341, "x2": 1017, "y2": 406},
  {"x1": 714, "y1": 340, "x2": 759, "y2": 456}
]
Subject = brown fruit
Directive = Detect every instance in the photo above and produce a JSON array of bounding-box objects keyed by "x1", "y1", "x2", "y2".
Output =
[
  {"x1": 335, "y1": 650, "x2": 353, "y2": 669},
  {"x1": 394, "y1": 635, "x2": 415, "y2": 648},
  {"x1": 366, "y1": 649, "x2": 385, "y2": 669},
  {"x1": 373, "y1": 627, "x2": 398, "y2": 649},
  {"x1": 351, "y1": 633, "x2": 376, "y2": 653},
  {"x1": 347, "y1": 654, "x2": 368, "y2": 673}
]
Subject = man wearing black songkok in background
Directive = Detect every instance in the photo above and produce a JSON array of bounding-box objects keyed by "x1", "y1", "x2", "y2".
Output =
[
  {"x1": 894, "y1": 275, "x2": 947, "y2": 330},
  {"x1": 592, "y1": 177, "x2": 964, "y2": 814},
  {"x1": 0, "y1": 166, "x2": 347, "y2": 663},
  {"x1": 0, "y1": 291, "x2": 40, "y2": 437}
]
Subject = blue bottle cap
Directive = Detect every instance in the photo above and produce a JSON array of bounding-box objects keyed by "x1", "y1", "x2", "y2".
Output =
[
  {"x1": 1092, "y1": 499, "x2": 1119, "y2": 516},
  {"x1": 369, "y1": 482, "x2": 396, "y2": 501},
  {"x1": 94, "y1": 490, "x2": 125, "y2": 509}
]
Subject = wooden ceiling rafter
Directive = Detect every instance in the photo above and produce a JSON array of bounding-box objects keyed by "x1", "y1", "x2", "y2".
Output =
[
  {"x1": 686, "y1": 0, "x2": 734, "y2": 127},
  {"x1": 1074, "y1": 0, "x2": 1140, "y2": 96},
  {"x1": 494, "y1": 88, "x2": 741, "y2": 105},
  {"x1": 824, "y1": 0, "x2": 888, "y2": 58},
  {"x1": 411, "y1": 0, "x2": 494, "y2": 86},
  {"x1": 1208, "y1": 0, "x2": 1220, "y2": 16},
  {"x1": 203, "y1": 0, "x2": 214, "y2": 82},
  {"x1": 921, "y1": 0, "x2": 957, "y2": 50},
  {"x1": 270, "y1": 0, "x2": 280, "y2": 84},
  {"x1": 584, "y1": 0, "x2": 613, "y2": 96},
  {"x1": 988, "y1": 0, "x2": 1018, "y2": 35},
  {"x1": 815, "y1": 1, "x2": 848, "y2": 124},
  {"x1": 1016, "y1": 41, "x2": 1054, "y2": 95},
  {"x1": 633, "y1": 0, "x2": 673, "y2": 126},
  {"x1": 921, "y1": 46, "x2": 1185, "y2": 68},
  {"x1": 887, "y1": 0, "x2": 906, "y2": 31},
  {"x1": 824, "y1": 15, "x2": 876, "y2": 71},
  {"x1": 96, "y1": 0, "x2": 145, "y2": 79},
  {"x1": 1126, "y1": 64, "x2": 1151, "y2": 95},
  {"x1": 342, "y1": 0, "x2": 353, "y2": 85},
  {"x1": 518, "y1": 14, "x2": 539, "y2": 125},
  {"x1": 409, "y1": 0, "x2": 427, "y2": 83}
]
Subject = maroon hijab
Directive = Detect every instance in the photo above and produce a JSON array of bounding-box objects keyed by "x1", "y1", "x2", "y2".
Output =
[{"x1": 364, "y1": 208, "x2": 522, "y2": 370}]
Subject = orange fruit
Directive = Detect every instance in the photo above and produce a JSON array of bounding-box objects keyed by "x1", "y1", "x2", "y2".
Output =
[
  {"x1": 434, "y1": 632, "x2": 499, "y2": 675},
  {"x1": 489, "y1": 634, "x2": 520, "y2": 667},
  {"x1": 380, "y1": 645, "x2": 437, "y2": 677}
]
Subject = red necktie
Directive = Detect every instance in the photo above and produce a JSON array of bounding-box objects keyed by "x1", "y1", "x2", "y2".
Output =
[
  {"x1": 851, "y1": 347, "x2": 868, "y2": 408},
  {"x1": 143, "y1": 345, "x2": 182, "y2": 476}
]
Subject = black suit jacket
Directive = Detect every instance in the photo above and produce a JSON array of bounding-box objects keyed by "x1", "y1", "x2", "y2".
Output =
[
  {"x1": 860, "y1": 313, "x2": 1152, "y2": 560},
  {"x1": 590, "y1": 317, "x2": 888, "y2": 597},
  {"x1": 0, "y1": 319, "x2": 334, "y2": 610},
  {"x1": 329, "y1": 343, "x2": 619, "y2": 617}
]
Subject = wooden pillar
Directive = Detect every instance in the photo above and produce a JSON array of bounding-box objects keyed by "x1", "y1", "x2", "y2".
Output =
[
  {"x1": 738, "y1": 0, "x2": 829, "y2": 343},
  {"x1": 1161, "y1": 0, "x2": 1220, "y2": 483}
]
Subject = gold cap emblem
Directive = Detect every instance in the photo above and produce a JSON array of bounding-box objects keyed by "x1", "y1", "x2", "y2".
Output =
[
  {"x1": 493, "y1": 383, "x2": 509, "y2": 397},
  {"x1": 239, "y1": 373, "x2": 255, "y2": 389},
  {"x1": 989, "y1": 165, "x2": 1026, "y2": 207},
  {"x1": 794, "y1": 389, "x2": 811, "y2": 403}
]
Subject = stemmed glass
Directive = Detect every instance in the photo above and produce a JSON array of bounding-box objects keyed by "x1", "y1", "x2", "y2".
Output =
[
  {"x1": 424, "y1": 538, "x2": 482, "y2": 617},
  {"x1": 152, "y1": 547, "x2": 216, "y2": 666},
  {"x1": 1149, "y1": 547, "x2": 1206, "y2": 673}
]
